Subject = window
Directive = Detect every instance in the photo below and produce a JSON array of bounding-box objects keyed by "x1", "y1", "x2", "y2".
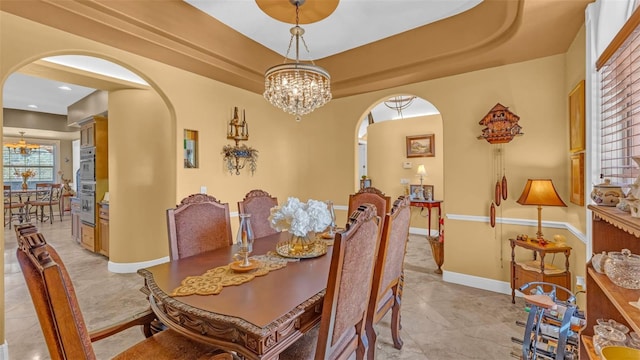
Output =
[
  {"x1": 598, "y1": 10, "x2": 640, "y2": 186},
  {"x1": 3, "y1": 144, "x2": 57, "y2": 189}
]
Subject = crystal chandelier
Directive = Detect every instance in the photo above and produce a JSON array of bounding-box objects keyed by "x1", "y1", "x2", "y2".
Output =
[
  {"x1": 263, "y1": 0, "x2": 332, "y2": 122},
  {"x1": 6, "y1": 131, "x2": 39, "y2": 155}
]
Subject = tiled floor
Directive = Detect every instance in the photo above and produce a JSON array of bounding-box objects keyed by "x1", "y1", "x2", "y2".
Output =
[{"x1": 5, "y1": 218, "x2": 524, "y2": 359}]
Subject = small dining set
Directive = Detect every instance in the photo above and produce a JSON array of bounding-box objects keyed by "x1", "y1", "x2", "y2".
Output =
[
  {"x1": 4, "y1": 183, "x2": 63, "y2": 226},
  {"x1": 14, "y1": 186, "x2": 413, "y2": 360}
]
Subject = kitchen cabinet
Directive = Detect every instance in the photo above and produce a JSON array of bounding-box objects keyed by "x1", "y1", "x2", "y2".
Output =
[
  {"x1": 98, "y1": 203, "x2": 109, "y2": 256},
  {"x1": 81, "y1": 223, "x2": 95, "y2": 252},
  {"x1": 581, "y1": 205, "x2": 640, "y2": 359}
]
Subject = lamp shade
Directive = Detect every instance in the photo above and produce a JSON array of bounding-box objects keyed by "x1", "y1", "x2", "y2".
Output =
[
  {"x1": 516, "y1": 179, "x2": 567, "y2": 207},
  {"x1": 417, "y1": 165, "x2": 427, "y2": 176}
]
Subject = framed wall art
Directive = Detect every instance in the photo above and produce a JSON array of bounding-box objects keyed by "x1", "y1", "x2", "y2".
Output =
[
  {"x1": 406, "y1": 134, "x2": 435, "y2": 158},
  {"x1": 570, "y1": 153, "x2": 584, "y2": 206},
  {"x1": 569, "y1": 80, "x2": 585, "y2": 153}
]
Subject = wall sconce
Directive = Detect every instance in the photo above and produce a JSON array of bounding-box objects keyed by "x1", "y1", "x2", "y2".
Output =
[{"x1": 222, "y1": 107, "x2": 258, "y2": 175}]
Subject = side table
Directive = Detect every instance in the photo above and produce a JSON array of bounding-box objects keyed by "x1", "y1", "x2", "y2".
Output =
[
  {"x1": 410, "y1": 200, "x2": 444, "y2": 274},
  {"x1": 509, "y1": 238, "x2": 571, "y2": 303}
]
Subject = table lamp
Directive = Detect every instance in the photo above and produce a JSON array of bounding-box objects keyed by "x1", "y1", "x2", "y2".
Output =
[
  {"x1": 417, "y1": 165, "x2": 427, "y2": 200},
  {"x1": 516, "y1": 179, "x2": 567, "y2": 242}
]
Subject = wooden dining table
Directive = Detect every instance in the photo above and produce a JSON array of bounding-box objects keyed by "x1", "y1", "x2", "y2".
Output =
[{"x1": 137, "y1": 231, "x2": 332, "y2": 360}]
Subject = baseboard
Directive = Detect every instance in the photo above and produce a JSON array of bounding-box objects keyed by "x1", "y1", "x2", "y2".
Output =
[
  {"x1": 409, "y1": 227, "x2": 440, "y2": 237},
  {"x1": 442, "y1": 270, "x2": 515, "y2": 297},
  {"x1": 0, "y1": 341, "x2": 9, "y2": 360},
  {"x1": 108, "y1": 256, "x2": 170, "y2": 273}
]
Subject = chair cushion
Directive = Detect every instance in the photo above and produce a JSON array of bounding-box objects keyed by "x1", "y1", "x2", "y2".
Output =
[{"x1": 112, "y1": 328, "x2": 229, "y2": 360}]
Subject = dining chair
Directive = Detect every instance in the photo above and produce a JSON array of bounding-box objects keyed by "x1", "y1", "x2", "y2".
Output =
[
  {"x1": 237, "y1": 189, "x2": 279, "y2": 239},
  {"x1": 364, "y1": 195, "x2": 411, "y2": 359},
  {"x1": 4, "y1": 185, "x2": 26, "y2": 226},
  {"x1": 347, "y1": 186, "x2": 391, "y2": 230},
  {"x1": 27, "y1": 183, "x2": 63, "y2": 223},
  {"x1": 279, "y1": 203, "x2": 382, "y2": 360},
  {"x1": 14, "y1": 224, "x2": 232, "y2": 360},
  {"x1": 166, "y1": 193, "x2": 233, "y2": 260}
]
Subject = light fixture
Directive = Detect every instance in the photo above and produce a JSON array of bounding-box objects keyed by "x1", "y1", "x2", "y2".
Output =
[
  {"x1": 222, "y1": 107, "x2": 258, "y2": 175},
  {"x1": 384, "y1": 95, "x2": 416, "y2": 119},
  {"x1": 263, "y1": 0, "x2": 332, "y2": 122},
  {"x1": 6, "y1": 131, "x2": 40, "y2": 156},
  {"x1": 516, "y1": 179, "x2": 567, "y2": 242},
  {"x1": 416, "y1": 165, "x2": 428, "y2": 200}
]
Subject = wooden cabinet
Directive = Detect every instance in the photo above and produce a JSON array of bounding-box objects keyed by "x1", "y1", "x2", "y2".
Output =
[
  {"x1": 71, "y1": 197, "x2": 81, "y2": 244},
  {"x1": 510, "y1": 238, "x2": 572, "y2": 303},
  {"x1": 81, "y1": 223, "x2": 95, "y2": 252},
  {"x1": 581, "y1": 205, "x2": 640, "y2": 359},
  {"x1": 98, "y1": 203, "x2": 109, "y2": 256}
]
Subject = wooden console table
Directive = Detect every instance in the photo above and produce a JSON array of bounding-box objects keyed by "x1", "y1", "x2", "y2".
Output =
[{"x1": 410, "y1": 200, "x2": 444, "y2": 274}]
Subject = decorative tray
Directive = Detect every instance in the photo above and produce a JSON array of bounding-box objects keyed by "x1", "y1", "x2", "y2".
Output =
[{"x1": 276, "y1": 240, "x2": 327, "y2": 259}]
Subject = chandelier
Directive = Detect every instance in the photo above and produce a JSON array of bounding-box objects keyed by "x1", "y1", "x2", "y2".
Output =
[
  {"x1": 384, "y1": 96, "x2": 416, "y2": 119},
  {"x1": 6, "y1": 131, "x2": 39, "y2": 155},
  {"x1": 263, "y1": 0, "x2": 332, "y2": 122}
]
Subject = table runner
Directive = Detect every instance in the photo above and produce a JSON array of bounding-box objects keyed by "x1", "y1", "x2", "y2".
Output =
[{"x1": 171, "y1": 251, "x2": 298, "y2": 296}]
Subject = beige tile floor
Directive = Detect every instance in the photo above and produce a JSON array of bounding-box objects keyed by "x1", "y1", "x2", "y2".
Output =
[{"x1": 5, "y1": 218, "x2": 525, "y2": 359}]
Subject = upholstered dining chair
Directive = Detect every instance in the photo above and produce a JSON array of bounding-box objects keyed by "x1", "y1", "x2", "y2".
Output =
[
  {"x1": 27, "y1": 183, "x2": 63, "y2": 223},
  {"x1": 364, "y1": 195, "x2": 412, "y2": 359},
  {"x1": 14, "y1": 224, "x2": 232, "y2": 360},
  {"x1": 4, "y1": 185, "x2": 26, "y2": 226},
  {"x1": 279, "y1": 203, "x2": 382, "y2": 360},
  {"x1": 166, "y1": 193, "x2": 233, "y2": 260},
  {"x1": 237, "y1": 189, "x2": 279, "y2": 239},
  {"x1": 347, "y1": 187, "x2": 391, "y2": 230}
]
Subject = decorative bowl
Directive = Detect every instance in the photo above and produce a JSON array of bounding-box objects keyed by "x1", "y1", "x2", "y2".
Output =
[
  {"x1": 604, "y1": 249, "x2": 640, "y2": 289},
  {"x1": 591, "y1": 179, "x2": 624, "y2": 206},
  {"x1": 601, "y1": 346, "x2": 640, "y2": 360},
  {"x1": 592, "y1": 251, "x2": 609, "y2": 274}
]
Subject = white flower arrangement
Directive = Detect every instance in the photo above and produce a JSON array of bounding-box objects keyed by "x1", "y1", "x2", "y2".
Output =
[{"x1": 269, "y1": 197, "x2": 332, "y2": 237}]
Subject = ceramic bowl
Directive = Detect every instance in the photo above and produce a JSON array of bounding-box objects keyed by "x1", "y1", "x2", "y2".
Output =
[{"x1": 601, "y1": 346, "x2": 640, "y2": 360}]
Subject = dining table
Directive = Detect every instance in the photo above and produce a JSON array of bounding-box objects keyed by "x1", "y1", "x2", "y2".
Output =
[{"x1": 137, "y1": 231, "x2": 332, "y2": 360}]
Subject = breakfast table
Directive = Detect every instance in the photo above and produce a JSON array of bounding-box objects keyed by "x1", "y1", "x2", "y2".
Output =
[{"x1": 137, "y1": 231, "x2": 332, "y2": 360}]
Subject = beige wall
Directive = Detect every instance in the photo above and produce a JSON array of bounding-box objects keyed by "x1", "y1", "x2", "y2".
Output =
[
  {"x1": 367, "y1": 115, "x2": 444, "y2": 231},
  {"x1": 0, "y1": 11, "x2": 588, "y2": 345}
]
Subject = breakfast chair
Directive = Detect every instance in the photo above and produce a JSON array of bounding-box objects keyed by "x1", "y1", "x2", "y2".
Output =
[
  {"x1": 279, "y1": 203, "x2": 382, "y2": 360},
  {"x1": 237, "y1": 189, "x2": 279, "y2": 239},
  {"x1": 365, "y1": 196, "x2": 412, "y2": 359},
  {"x1": 4, "y1": 185, "x2": 26, "y2": 226},
  {"x1": 166, "y1": 193, "x2": 233, "y2": 260},
  {"x1": 27, "y1": 183, "x2": 63, "y2": 223},
  {"x1": 14, "y1": 224, "x2": 232, "y2": 360},
  {"x1": 347, "y1": 187, "x2": 391, "y2": 230}
]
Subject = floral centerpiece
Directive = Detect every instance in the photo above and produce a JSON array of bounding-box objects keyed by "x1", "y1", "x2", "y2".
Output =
[
  {"x1": 14, "y1": 168, "x2": 36, "y2": 190},
  {"x1": 269, "y1": 197, "x2": 332, "y2": 255}
]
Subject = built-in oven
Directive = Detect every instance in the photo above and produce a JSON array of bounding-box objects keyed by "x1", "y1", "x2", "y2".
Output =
[
  {"x1": 80, "y1": 182, "x2": 96, "y2": 225},
  {"x1": 79, "y1": 147, "x2": 95, "y2": 182}
]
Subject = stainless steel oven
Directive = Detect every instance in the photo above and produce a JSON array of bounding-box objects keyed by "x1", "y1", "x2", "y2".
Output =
[
  {"x1": 79, "y1": 147, "x2": 95, "y2": 182},
  {"x1": 80, "y1": 182, "x2": 95, "y2": 225}
]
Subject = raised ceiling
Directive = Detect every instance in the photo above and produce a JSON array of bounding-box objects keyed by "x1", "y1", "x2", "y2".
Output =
[{"x1": 0, "y1": 0, "x2": 591, "y2": 100}]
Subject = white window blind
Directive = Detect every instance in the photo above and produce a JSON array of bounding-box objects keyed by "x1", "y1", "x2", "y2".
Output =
[{"x1": 599, "y1": 10, "x2": 640, "y2": 186}]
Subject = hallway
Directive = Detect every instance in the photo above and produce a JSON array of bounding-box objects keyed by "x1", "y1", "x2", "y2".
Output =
[{"x1": 5, "y1": 218, "x2": 524, "y2": 359}]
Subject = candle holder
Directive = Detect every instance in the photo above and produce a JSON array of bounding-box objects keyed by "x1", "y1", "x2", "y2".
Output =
[
  {"x1": 326, "y1": 200, "x2": 337, "y2": 236},
  {"x1": 233, "y1": 214, "x2": 255, "y2": 268}
]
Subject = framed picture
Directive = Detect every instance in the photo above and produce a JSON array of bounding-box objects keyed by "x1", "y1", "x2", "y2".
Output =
[
  {"x1": 569, "y1": 80, "x2": 585, "y2": 153},
  {"x1": 409, "y1": 184, "x2": 434, "y2": 201},
  {"x1": 570, "y1": 153, "x2": 584, "y2": 206},
  {"x1": 406, "y1": 134, "x2": 435, "y2": 158},
  {"x1": 360, "y1": 178, "x2": 371, "y2": 189}
]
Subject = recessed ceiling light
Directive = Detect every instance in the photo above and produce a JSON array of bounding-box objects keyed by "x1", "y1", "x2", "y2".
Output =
[
  {"x1": 27, "y1": 104, "x2": 38, "y2": 109},
  {"x1": 58, "y1": 85, "x2": 72, "y2": 91}
]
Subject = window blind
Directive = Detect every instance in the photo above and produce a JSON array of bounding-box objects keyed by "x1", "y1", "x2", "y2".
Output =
[{"x1": 599, "y1": 10, "x2": 640, "y2": 186}]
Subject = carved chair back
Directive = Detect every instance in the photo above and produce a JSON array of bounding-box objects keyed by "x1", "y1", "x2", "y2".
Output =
[
  {"x1": 315, "y1": 203, "x2": 382, "y2": 359},
  {"x1": 167, "y1": 193, "x2": 233, "y2": 260},
  {"x1": 237, "y1": 189, "x2": 278, "y2": 239},
  {"x1": 347, "y1": 187, "x2": 390, "y2": 229},
  {"x1": 15, "y1": 224, "x2": 96, "y2": 359},
  {"x1": 365, "y1": 196, "x2": 412, "y2": 358}
]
